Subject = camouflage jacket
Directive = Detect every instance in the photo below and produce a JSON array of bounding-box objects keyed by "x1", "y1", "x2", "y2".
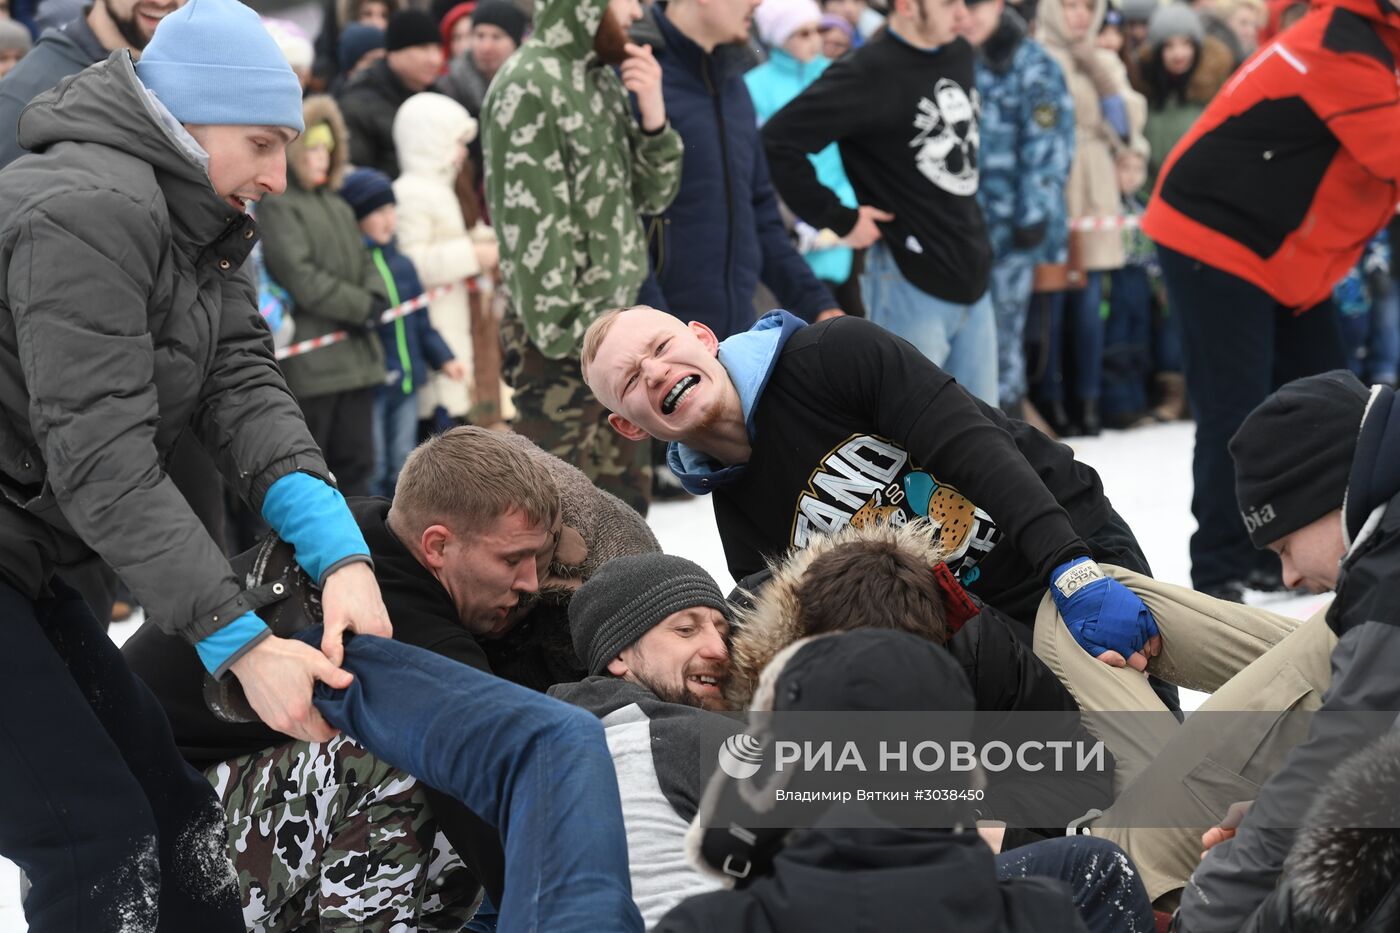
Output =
[
  {"x1": 974, "y1": 10, "x2": 1075, "y2": 264},
  {"x1": 481, "y1": 0, "x2": 684, "y2": 359}
]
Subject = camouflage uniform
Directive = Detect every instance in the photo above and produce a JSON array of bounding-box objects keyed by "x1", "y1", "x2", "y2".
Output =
[
  {"x1": 974, "y1": 9, "x2": 1076, "y2": 405},
  {"x1": 206, "y1": 735, "x2": 480, "y2": 931},
  {"x1": 481, "y1": 0, "x2": 683, "y2": 515}
]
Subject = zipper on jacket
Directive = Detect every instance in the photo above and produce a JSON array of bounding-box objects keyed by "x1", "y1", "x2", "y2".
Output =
[
  {"x1": 371, "y1": 248, "x2": 413, "y2": 395},
  {"x1": 701, "y1": 56, "x2": 735, "y2": 317}
]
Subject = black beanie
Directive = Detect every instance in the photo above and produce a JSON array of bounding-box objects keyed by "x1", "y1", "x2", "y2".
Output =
[
  {"x1": 1229, "y1": 370, "x2": 1370, "y2": 548},
  {"x1": 386, "y1": 10, "x2": 441, "y2": 51},
  {"x1": 339, "y1": 167, "x2": 396, "y2": 220},
  {"x1": 568, "y1": 553, "x2": 730, "y2": 676},
  {"x1": 471, "y1": 0, "x2": 528, "y2": 46}
]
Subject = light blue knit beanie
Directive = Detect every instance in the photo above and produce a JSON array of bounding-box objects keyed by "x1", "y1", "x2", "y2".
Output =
[{"x1": 136, "y1": 0, "x2": 305, "y2": 133}]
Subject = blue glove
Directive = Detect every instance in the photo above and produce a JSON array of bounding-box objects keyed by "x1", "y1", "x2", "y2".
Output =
[
  {"x1": 1049, "y1": 557, "x2": 1159, "y2": 662},
  {"x1": 1101, "y1": 95, "x2": 1129, "y2": 140}
]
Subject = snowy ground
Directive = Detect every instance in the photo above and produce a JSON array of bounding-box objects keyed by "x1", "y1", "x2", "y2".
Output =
[{"x1": 0, "y1": 420, "x2": 1328, "y2": 930}]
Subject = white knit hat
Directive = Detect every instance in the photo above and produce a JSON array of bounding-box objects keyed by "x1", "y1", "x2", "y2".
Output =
[{"x1": 755, "y1": 0, "x2": 823, "y2": 47}]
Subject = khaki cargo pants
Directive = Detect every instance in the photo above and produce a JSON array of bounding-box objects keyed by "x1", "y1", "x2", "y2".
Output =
[{"x1": 1033, "y1": 566, "x2": 1336, "y2": 902}]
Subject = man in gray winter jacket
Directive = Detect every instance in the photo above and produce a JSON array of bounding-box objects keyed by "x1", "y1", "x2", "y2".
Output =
[
  {"x1": 0, "y1": 1, "x2": 394, "y2": 928},
  {"x1": 1173, "y1": 369, "x2": 1400, "y2": 932}
]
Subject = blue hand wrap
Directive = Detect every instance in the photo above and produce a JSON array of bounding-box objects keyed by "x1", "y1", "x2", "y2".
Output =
[{"x1": 1048, "y1": 557, "x2": 1159, "y2": 660}]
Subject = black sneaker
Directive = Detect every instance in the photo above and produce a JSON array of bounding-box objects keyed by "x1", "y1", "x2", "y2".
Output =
[{"x1": 1200, "y1": 580, "x2": 1248, "y2": 604}]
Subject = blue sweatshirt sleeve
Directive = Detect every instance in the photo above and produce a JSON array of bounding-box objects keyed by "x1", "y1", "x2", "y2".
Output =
[{"x1": 195, "y1": 471, "x2": 372, "y2": 676}]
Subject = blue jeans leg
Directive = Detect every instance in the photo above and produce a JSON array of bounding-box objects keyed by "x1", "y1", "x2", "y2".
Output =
[
  {"x1": 990, "y1": 254, "x2": 1037, "y2": 405},
  {"x1": 299, "y1": 628, "x2": 644, "y2": 933},
  {"x1": 1068, "y1": 274, "x2": 1106, "y2": 403},
  {"x1": 1369, "y1": 287, "x2": 1400, "y2": 384},
  {"x1": 373, "y1": 385, "x2": 418, "y2": 498},
  {"x1": 996, "y1": 836, "x2": 1154, "y2": 933},
  {"x1": 1101, "y1": 268, "x2": 1152, "y2": 420},
  {"x1": 863, "y1": 242, "x2": 999, "y2": 403}
]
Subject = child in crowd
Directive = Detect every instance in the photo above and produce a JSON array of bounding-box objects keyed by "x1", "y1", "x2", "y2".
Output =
[
  {"x1": 258, "y1": 96, "x2": 389, "y2": 497},
  {"x1": 392, "y1": 91, "x2": 499, "y2": 429},
  {"x1": 817, "y1": 12, "x2": 853, "y2": 58},
  {"x1": 340, "y1": 167, "x2": 466, "y2": 497}
]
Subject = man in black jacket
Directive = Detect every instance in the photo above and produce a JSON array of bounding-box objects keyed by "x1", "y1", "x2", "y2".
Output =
[
  {"x1": 336, "y1": 8, "x2": 443, "y2": 177},
  {"x1": 1170, "y1": 370, "x2": 1400, "y2": 933},
  {"x1": 124, "y1": 426, "x2": 656, "y2": 931}
]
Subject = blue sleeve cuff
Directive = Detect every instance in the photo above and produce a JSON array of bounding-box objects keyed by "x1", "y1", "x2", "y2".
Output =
[
  {"x1": 261, "y1": 471, "x2": 372, "y2": 585},
  {"x1": 195, "y1": 611, "x2": 270, "y2": 676}
]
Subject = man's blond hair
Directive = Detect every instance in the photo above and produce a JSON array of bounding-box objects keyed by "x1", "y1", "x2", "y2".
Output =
[
  {"x1": 390, "y1": 426, "x2": 560, "y2": 539},
  {"x1": 580, "y1": 306, "x2": 634, "y2": 386}
]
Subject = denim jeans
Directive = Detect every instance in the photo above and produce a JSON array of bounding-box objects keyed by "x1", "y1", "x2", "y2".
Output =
[
  {"x1": 989, "y1": 252, "x2": 1037, "y2": 405},
  {"x1": 372, "y1": 383, "x2": 419, "y2": 499},
  {"x1": 1101, "y1": 267, "x2": 1152, "y2": 421},
  {"x1": 1158, "y1": 246, "x2": 1346, "y2": 589},
  {"x1": 996, "y1": 836, "x2": 1153, "y2": 933},
  {"x1": 1034, "y1": 274, "x2": 1105, "y2": 405},
  {"x1": 296, "y1": 627, "x2": 644, "y2": 933},
  {"x1": 862, "y1": 241, "x2": 999, "y2": 404},
  {"x1": 0, "y1": 579, "x2": 244, "y2": 933},
  {"x1": 1369, "y1": 288, "x2": 1400, "y2": 384}
]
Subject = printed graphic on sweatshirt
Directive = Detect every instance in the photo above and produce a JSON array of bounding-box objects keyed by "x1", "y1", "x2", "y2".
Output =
[
  {"x1": 910, "y1": 78, "x2": 981, "y2": 197},
  {"x1": 790, "y1": 434, "x2": 1001, "y2": 583}
]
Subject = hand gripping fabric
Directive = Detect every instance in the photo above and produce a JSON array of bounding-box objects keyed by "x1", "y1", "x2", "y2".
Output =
[{"x1": 1048, "y1": 557, "x2": 1159, "y2": 660}]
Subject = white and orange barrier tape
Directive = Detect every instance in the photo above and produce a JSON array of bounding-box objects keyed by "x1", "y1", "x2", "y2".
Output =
[
  {"x1": 1068, "y1": 215, "x2": 1142, "y2": 233},
  {"x1": 275, "y1": 277, "x2": 485, "y2": 361}
]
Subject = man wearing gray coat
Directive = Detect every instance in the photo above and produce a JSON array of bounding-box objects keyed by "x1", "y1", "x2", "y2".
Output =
[{"x1": 0, "y1": 1, "x2": 394, "y2": 929}]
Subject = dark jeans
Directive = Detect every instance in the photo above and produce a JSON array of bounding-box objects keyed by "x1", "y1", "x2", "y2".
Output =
[
  {"x1": 298, "y1": 386, "x2": 376, "y2": 498},
  {"x1": 997, "y1": 836, "x2": 1153, "y2": 933},
  {"x1": 1102, "y1": 267, "x2": 1153, "y2": 420},
  {"x1": 1034, "y1": 274, "x2": 1106, "y2": 404},
  {"x1": 298, "y1": 626, "x2": 644, "y2": 933},
  {"x1": 1157, "y1": 246, "x2": 1347, "y2": 588},
  {"x1": 0, "y1": 580, "x2": 243, "y2": 933}
]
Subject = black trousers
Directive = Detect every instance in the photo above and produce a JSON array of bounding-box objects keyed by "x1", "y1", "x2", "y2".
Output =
[
  {"x1": 297, "y1": 385, "x2": 377, "y2": 499},
  {"x1": 1158, "y1": 246, "x2": 1347, "y2": 589},
  {"x1": 0, "y1": 579, "x2": 243, "y2": 932}
]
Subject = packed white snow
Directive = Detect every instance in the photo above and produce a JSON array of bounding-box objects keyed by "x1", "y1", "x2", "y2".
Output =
[{"x1": 0, "y1": 420, "x2": 1328, "y2": 929}]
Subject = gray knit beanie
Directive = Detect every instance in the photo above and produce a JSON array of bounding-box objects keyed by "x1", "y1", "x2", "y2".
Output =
[
  {"x1": 1148, "y1": 2, "x2": 1203, "y2": 45},
  {"x1": 1120, "y1": 0, "x2": 1159, "y2": 23},
  {"x1": 569, "y1": 553, "x2": 730, "y2": 676}
]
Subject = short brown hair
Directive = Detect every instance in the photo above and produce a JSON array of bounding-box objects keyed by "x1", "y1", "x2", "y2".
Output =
[
  {"x1": 580, "y1": 306, "x2": 632, "y2": 386},
  {"x1": 795, "y1": 538, "x2": 949, "y2": 645},
  {"x1": 390, "y1": 426, "x2": 560, "y2": 538}
]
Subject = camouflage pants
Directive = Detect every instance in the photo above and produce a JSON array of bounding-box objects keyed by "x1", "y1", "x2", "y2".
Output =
[
  {"x1": 205, "y1": 735, "x2": 480, "y2": 932},
  {"x1": 503, "y1": 317, "x2": 651, "y2": 516}
]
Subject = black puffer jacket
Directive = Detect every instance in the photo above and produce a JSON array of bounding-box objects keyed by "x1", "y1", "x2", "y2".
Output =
[
  {"x1": 336, "y1": 58, "x2": 413, "y2": 177},
  {"x1": 0, "y1": 52, "x2": 328, "y2": 641},
  {"x1": 658, "y1": 630, "x2": 1091, "y2": 933}
]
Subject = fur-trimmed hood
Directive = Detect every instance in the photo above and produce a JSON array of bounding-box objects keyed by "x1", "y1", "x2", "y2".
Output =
[
  {"x1": 288, "y1": 94, "x2": 350, "y2": 191},
  {"x1": 1133, "y1": 33, "x2": 1235, "y2": 106},
  {"x1": 725, "y1": 521, "x2": 948, "y2": 709},
  {"x1": 1277, "y1": 728, "x2": 1400, "y2": 929}
]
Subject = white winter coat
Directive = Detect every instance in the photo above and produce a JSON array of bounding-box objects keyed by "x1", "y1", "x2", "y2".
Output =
[{"x1": 392, "y1": 92, "x2": 494, "y2": 418}]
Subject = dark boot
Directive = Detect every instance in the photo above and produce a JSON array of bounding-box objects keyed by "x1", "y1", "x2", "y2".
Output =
[
  {"x1": 1152, "y1": 372, "x2": 1189, "y2": 422},
  {"x1": 1078, "y1": 398, "x2": 1102, "y2": 437},
  {"x1": 1044, "y1": 400, "x2": 1077, "y2": 437}
]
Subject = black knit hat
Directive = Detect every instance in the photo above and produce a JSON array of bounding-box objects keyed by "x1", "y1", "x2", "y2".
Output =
[
  {"x1": 1229, "y1": 370, "x2": 1370, "y2": 548},
  {"x1": 471, "y1": 0, "x2": 528, "y2": 46},
  {"x1": 339, "y1": 167, "x2": 396, "y2": 220},
  {"x1": 569, "y1": 553, "x2": 730, "y2": 676},
  {"x1": 386, "y1": 10, "x2": 441, "y2": 51}
]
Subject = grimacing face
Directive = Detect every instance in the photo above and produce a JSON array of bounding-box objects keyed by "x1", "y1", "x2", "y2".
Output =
[
  {"x1": 608, "y1": 606, "x2": 732, "y2": 710},
  {"x1": 425, "y1": 508, "x2": 557, "y2": 638},
  {"x1": 1267, "y1": 510, "x2": 1347, "y2": 595},
  {"x1": 586, "y1": 307, "x2": 733, "y2": 444}
]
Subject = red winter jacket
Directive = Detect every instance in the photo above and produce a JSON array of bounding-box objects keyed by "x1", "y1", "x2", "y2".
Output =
[{"x1": 1142, "y1": 0, "x2": 1400, "y2": 309}]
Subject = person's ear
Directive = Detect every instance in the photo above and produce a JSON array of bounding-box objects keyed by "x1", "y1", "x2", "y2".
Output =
[
  {"x1": 606, "y1": 656, "x2": 629, "y2": 677},
  {"x1": 608, "y1": 411, "x2": 651, "y2": 441},
  {"x1": 688, "y1": 320, "x2": 721, "y2": 356},
  {"x1": 419, "y1": 524, "x2": 451, "y2": 569}
]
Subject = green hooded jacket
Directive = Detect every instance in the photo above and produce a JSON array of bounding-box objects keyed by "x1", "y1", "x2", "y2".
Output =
[{"x1": 481, "y1": 0, "x2": 683, "y2": 360}]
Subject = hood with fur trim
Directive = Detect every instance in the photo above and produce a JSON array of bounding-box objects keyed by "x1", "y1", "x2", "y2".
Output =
[
  {"x1": 393, "y1": 91, "x2": 478, "y2": 181},
  {"x1": 288, "y1": 94, "x2": 350, "y2": 191},
  {"x1": 725, "y1": 521, "x2": 949, "y2": 709},
  {"x1": 1134, "y1": 33, "x2": 1235, "y2": 106}
]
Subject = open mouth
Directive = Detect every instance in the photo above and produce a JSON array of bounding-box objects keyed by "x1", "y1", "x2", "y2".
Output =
[
  {"x1": 688, "y1": 673, "x2": 723, "y2": 692},
  {"x1": 662, "y1": 375, "x2": 699, "y2": 415},
  {"x1": 227, "y1": 194, "x2": 250, "y2": 212}
]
